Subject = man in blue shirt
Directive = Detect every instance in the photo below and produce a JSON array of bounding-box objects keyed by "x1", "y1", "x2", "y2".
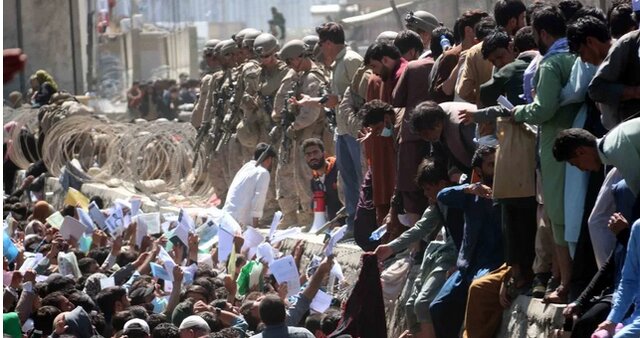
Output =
[{"x1": 429, "y1": 145, "x2": 504, "y2": 338}]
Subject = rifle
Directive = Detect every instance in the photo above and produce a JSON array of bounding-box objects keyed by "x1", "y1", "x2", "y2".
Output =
[
  {"x1": 210, "y1": 83, "x2": 234, "y2": 153},
  {"x1": 192, "y1": 120, "x2": 211, "y2": 167},
  {"x1": 279, "y1": 88, "x2": 297, "y2": 165},
  {"x1": 215, "y1": 86, "x2": 241, "y2": 152},
  {"x1": 320, "y1": 85, "x2": 337, "y2": 134}
]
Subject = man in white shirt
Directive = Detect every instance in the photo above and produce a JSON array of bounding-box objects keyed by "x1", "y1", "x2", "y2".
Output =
[{"x1": 223, "y1": 143, "x2": 276, "y2": 227}]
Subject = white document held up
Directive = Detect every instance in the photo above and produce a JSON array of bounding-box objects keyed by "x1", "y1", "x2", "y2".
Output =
[
  {"x1": 325, "y1": 225, "x2": 347, "y2": 257},
  {"x1": 61, "y1": 216, "x2": 88, "y2": 240},
  {"x1": 497, "y1": 95, "x2": 514, "y2": 110},
  {"x1": 310, "y1": 290, "x2": 333, "y2": 313},
  {"x1": 270, "y1": 255, "x2": 301, "y2": 297},
  {"x1": 269, "y1": 211, "x2": 282, "y2": 240}
]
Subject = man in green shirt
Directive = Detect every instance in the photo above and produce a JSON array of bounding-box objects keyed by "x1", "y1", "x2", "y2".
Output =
[{"x1": 511, "y1": 6, "x2": 581, "y2": 303}]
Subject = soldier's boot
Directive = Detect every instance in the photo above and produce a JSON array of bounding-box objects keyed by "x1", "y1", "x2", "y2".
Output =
[
  {"x1": 297, "y1": 210, "x2": 314, "y2": 231},
  {"x1": 277, "y1": 211, "x2": 298, "y2": 229}
]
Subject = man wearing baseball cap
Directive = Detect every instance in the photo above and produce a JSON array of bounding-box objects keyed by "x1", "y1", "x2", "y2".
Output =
[
  {"x1": 123, "y1": 318, "x2": 150, "y2": 338},
  {"x1": 178, "y1": 315, "x2": 211, "y2": 338}
]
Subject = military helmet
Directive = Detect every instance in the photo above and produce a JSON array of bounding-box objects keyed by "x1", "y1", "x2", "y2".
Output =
[
  {"x1": 253, "y1": 33, "x2": 280, "y2": 57},
  {"x1": 242, "y1": 29, "x2": 263, "y2": 49},
  {"x1": 233, "y1": 28, "x2": 256, "y2": 45},
  {"x1": 219, "y1": 39, "x2": 239, "y2": 56},
  {"x1": 376, "y1": 31, "x2": 398, "y2": 44},
  {"x1": 302, "y1": 35, "x2": 319, "y2": 52},
  {"x1": 405, "y1": 10, "x2": 440, "y2": 33},
  {"x1": 278, "y1": 39, "x2": 308, "y2": 60},
  {"x1": 203, "y1": 39, "x2": 221, "y2": 56}
]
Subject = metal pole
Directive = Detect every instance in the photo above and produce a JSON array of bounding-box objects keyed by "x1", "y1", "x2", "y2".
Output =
[
  {"x1": 15, "y1": 0, "x2": 26, "y2": 95},
  {"x1": 69, "y1": 0, "x2": 79, "y2": 94}
]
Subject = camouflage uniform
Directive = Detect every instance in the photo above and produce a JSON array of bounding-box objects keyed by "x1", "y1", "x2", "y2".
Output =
[{"x1": 273, "y1": 49, "x2": 328, "y2": 227}]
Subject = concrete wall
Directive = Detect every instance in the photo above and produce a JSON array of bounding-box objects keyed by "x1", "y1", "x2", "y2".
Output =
[
  {"x1": 166, "y1": 26, "x2": 199, "y2": 80},
  {"x1": 3, "y1": 0, "x2": 88, "y2": 97}
]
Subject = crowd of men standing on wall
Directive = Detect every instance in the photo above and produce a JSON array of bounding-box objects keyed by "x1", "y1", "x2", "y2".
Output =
[{"x1": 191, "y1": 0, "x2": 640, "y2": 337}]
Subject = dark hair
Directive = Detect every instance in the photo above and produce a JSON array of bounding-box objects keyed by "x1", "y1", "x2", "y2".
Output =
[
  {"x1": 364, "y1": 42, "x2": 401, "y2": 65},
  {"x1": 90, "y1": 312, "x2": 107, "y2": 337},
  {"x1": 456, "y1": 10, "x2": 490, "y2": 42},
  {"x1": 526, "y1": 1, "x2": 550, "y2": 26},
  {"x1": 96, "y1": 286, "x2": 127, "y2": 319},
  {"x1": 33, "y1": 306, "x2": 61, "y2": 336},
  {"x1": 320, "y1": 309, "x2": 341, "y2": 335},
  {"x1": 193, "y1": 278, "x2": 215, "y2": 299},
  {"x1": 394, "y1": 30, "x2": 424, "y2": 56},
  {"x1": 471, "y1": 145, "x2": 497, "y2": 168},
  {"x1": 253, "y1": 143, "x2": 277, "y2": 161},
  {"x1": 415, "y1": 158, "x2": 449, "y2": 187},
  {"x1": 129, "y1": 305, "x2": 149, "y2": 320},
  {"x1": 153, "y1": 323, "x2": 180, "y2": 338},
  {"x1": 558, "y1": 0, "x2": 583, "y2": 21},
  {"x1": 89, "y1": 196, "x2": 104, "y2": 209},
  {"x1": 532, "y1": 6, "x2": 567, "y2": 38},
  {"x1": 494, "y1": 0, "x2": 527, "y2": 28},
  {"x1": 198, "y1": 311, "x2": 223, "y2": 332},
  {"x1": 410, "y1": 101, "x2": 447, "y2": 132},
  {"x1": 552, "y1": 128, "x2": 597, "y2": 162},
  {"x1": 572, "y1": 6, "x2": 607, "y2": 23},
  {"x1": 88, "y1": 247, "x2": 110, "y2": 266},
  {"x1": 78, "y1": 257, "x2": 98, "y2": 274},
  {"x1": 67, "y1": 290, "x2": 97, "y2": 313},
  {"x1": 41, "y1": 291, "x2": 68, "y2": 310},
  {"x1": 475, "y1": 17, "x2": 498, "y2": 40},
  {"x1": 45, "y1": 274, "x2": 76, "y2": 294},
  {"x1": 315, "y1": 22, "x2": 345, "y2": 45},
  {"x1": 240, "y1": 301, "x2": 260, "y2": 332},
  {"x1": 609, "y1": 4, "x2": 637, "y2": 39},
  {"x1": 513, "y1": 26, "x2": 537, "y2": 53},
  {"x1": 481, "y1": 30, "x2": 511, "y2": 59},
  {"x1": 567, "y1": 16, "x2": 611, "y2": 53},
  {"x1": 358, "y1": 99, "x2": 395, "y2": 127},
  {"x1": 259, "y1": 295, "x2": 286, "y2": 326},
  {"x1": 430, "y1": 26, "x2": 454, "y2": 59},
  {"x1": 116, "y1": 250, "x2": 138, "y2": 267},
  {"x1": 305, "y1": 313, "x2": 323, "y2": 334},
  {"x1": 111, "y1": 310, "x2": 134, "y2": 333},
  {"x1": 301, "y1": 138, "x2": 325, "y2": 153},
  {"x1": 147, "y1": 313, "x2": 168, "y2": 333},
  {"x1": 209, "y1": 328, "x2": 242, "y2": 338}
]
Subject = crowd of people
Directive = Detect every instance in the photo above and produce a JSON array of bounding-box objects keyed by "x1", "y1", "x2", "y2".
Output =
[
  {"x1": 3, "y1": 0, "x2": 640, "y2": 337},
  {"x1": 127, "y1": 76, "x2": 199, "y2": 122}
]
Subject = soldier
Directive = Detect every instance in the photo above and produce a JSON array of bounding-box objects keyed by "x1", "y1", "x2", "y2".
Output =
[
  {"x1": 191, "y1": 39, "x2": 220, "y2": 129},
  {"x1": 201, "y1": 39, "x2": 239, "y2": 201},
  {"x1": 273, "y1": 39, "x2": 330, "y2": 228},
  {"x1": 404, "y1": 10, "x2": 441, "y2": 58},
  {"x1": 227, "y1": 28, "x2": 263, "y2": 177}
]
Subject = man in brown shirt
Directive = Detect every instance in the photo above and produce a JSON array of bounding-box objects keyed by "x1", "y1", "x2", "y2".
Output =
[{"x1": 455, "y1": 17, "x2": 497, "y2": 106}]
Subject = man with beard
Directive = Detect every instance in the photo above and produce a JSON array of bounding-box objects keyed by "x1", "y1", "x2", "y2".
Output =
[
  {"x1": 222, "y1": 143, "x2": 277, "y2": 228},
  {"x1": 363, "y1": 42, "x2": 408, "y2": 103},
  {"x1": 429, "y1": 145, "x2": 503, "y2": 338},
  {"x1": 510, "y1": 5, "x2": 580, "y2": 304},
  {"x1": 302, "y1": 138, "x2": 343, "y2": 223}
]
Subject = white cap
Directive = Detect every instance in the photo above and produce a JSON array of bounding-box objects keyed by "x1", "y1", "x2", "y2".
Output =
[
  {"x1": 178, "y1": 315, "x2": 210, "y2": 332},
  {"x1": 123, "y1": 318, "x2": 150, "y2": 335}
]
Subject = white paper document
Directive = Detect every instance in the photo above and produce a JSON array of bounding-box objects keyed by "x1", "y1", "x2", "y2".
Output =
[
  {"x1": 310, "y1": 290, "x2": 333, "y2": 313},
  {"x1": 60, "y1": 216, "x2": 88, "y2": 240}
]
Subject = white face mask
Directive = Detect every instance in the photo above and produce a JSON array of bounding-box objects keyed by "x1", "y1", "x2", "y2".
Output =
[{"x1": 380, "y1": 125, "x2": 393, "y2": 137}]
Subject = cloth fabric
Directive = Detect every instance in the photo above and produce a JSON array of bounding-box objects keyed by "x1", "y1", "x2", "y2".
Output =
[
  {"x1": 223, "y1": 160, "x2": 271, "y2": 225},
  {"x1": 533, "y1": 203, "x2": 554, "y2": 275},
  {"x1": 597, "y1": 118, "x2": 640, "y2": 197},
  {"x1": 455, "y1": 42, "x2": 494, "y2": 105},
  {"x1": 513, "y1": 50, "x2": 581, "y2": 245},
  {"x1": 588, "y1": 30, "x2": 640, "y2": 129},
  {"x1": 434, "y1": 103, "x2": 477, "y2": 178},
  {"x1": 588, "y1": 169, "x2": 623, "y2": 268},
  {"x1": 333, "y1": 47, "x2": 364, "y2": 135},
  {"x1": 429, "y1": 45, "x2": 461, "y2": 103},
  {"x1": 251, "y1": 323, "x2": 315, "y2": 338},
  {"x1": 362, "y1": 132, "x2": 396, "y2": 209},
  {"x1": 571, "y1": 299, "x2": 612, "y2": 338},
  {"x1": 521, "y1": 53, "x2": 542, "y2": 104},
  {"x1": 500, "y1": 197, "x2": 537, "y2": 273},
  {"x1": 311, "y1": 156, "x2": 343, "y2": 221},
  {"x1": 463, "y1": 264, "x2": 511, "y2": 338},
  {"x1": 327, "y1": 253, "x2": 387, "y2": 338},
  {"x1": 335, "y1": 134, "x2": 362, "y2": 230},
  {"x1": 406, "y1": 238, "x2": 457, "y2": 325},
  {"x1": 479, "y1": 51, "x2": 535, "y2": 108},
  {"x1": 354, "y1": 169, "x2": 379, "y2": 252},
  {"x1": 3, "y1": 312, "x2": 21, "y2": 338},
  {"x1": 366, "y1": 74, "x2": 383, "y2": 102},
  {"x1": 380, "y1": 58, "x2": 408, "y2": 104},
  {"x1": 607, "y1": 219, "x2": 640, "y2": 325},
  {"x1": 190, "y1": 74, "x2": 213, "y2": 128},
  {"x1": 393, "y1": 57, "x2": 436, "y2": 143}
]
